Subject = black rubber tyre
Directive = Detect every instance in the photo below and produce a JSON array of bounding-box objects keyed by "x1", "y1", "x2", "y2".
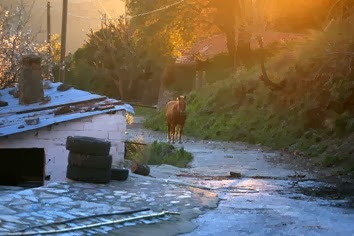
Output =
[
  {"x1": 68, "y1": 152, "x2": 112, "y2": 169},
  {"x1": 111, "y1": 168, "x2": 129, "y2": 181},
  {"x1": 66, "y1": 165, "x2": 111, "y2": 184},
  {"x1": 66, "y1": 136, "x2": 111, "y2": 156}
]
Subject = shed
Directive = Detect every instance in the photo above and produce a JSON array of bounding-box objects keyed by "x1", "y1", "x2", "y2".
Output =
[{"x1": 0, "y1": 81, "x2": 134, "y2": 186}]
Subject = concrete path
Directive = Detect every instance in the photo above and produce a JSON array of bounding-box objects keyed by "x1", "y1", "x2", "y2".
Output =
[
  {"x1": 0, "y1": 116, "x2": 353, "y2": 235},
  {"x1": 124, "y1": 117, "x2": 354, "y2": 236}
]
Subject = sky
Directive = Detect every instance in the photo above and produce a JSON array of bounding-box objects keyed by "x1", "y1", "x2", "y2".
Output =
[{"x1": 29, "y1": 0, "x2": 126, "y2": 53}]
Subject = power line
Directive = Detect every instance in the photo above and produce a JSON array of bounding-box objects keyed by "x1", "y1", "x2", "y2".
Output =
[
  {"x1": 95, "y1": 0, "x2": 112, "y2": 19},
  {"x1": 53, "y1": 0, "x2": 185, "y2": 21},
  {"x1": 127, "y1": 0, "x2": 185, "y2": 19},
  {"x1": 51, "y1": 11, "x2": 97, "y2": 20},
  {"x1": 68, "y1": 12, "x2": 91, "y2": 20}
]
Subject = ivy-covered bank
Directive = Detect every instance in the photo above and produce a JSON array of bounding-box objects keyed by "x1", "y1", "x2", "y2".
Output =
[{"x1": 144, "y1": 23, "x2": 354, "y2": 173}]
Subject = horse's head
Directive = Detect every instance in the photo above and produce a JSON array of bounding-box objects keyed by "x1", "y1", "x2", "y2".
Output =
[{"x1": 176, "y1": 96, "x2": 187, "y2": 114}]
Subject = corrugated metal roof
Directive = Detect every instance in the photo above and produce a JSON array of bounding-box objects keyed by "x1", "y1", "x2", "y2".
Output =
[{"x1": 0, "y1": 82, "x2": 134, "y2": 137}]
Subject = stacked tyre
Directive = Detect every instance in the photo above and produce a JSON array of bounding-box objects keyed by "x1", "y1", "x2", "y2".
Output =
[{"x1": 66, "y1": 136, "x2": 112, "y2": 184}]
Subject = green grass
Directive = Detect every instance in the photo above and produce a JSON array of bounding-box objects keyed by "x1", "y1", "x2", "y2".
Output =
[
  {"x1": 143, "y1": 23, "x2": 354, "y2": 173},
  {"x1": 125, "y1": 141, "x2": 193, "y2": 168},
  {"x1": 133, "y1": 106, "x2": 157, "y2": 117}
]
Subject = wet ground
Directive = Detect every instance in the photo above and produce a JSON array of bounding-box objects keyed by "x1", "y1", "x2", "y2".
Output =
[
  {"x1": 0, "y1": 174, "x2": 218, "y2": 235},
  {"x1": 0, "y1": 117, "x2": 353, "y2": 235},
  {"x1": 181, "y1": 179, "x2": 354, "y2": 236},
  {"x1": 124, "y1": 117, "x2": 354, "y2": 236}
]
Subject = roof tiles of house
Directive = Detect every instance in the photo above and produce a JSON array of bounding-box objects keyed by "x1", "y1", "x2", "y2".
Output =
[
  {"x1": 0, "y1": 82, "x2": 134, "y2": 137},
  {"x1": 176, "y1": 32, "x2": 305, "y2": 64}
]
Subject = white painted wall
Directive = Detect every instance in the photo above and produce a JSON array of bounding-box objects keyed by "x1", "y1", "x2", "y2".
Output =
[{"x1": 0, "y1": 111, "x2": 127, "y2": 184}]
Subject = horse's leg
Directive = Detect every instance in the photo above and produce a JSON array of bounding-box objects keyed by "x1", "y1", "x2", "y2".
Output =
[
  {"x1": 171, "y1": 124, "x2": 176, "y2": 144},
  {"x1": 167, "y1": 122, "x2": 171, "y2": 143},
  {"x1": 175, "y1": 125, "x2": 180, "y2": 143},
  {"x1": 179, "y1": 124, "x2": 184, "y2": 143}
]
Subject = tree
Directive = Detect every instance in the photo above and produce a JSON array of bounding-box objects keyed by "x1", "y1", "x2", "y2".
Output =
[
  {"x1": 68, "y1": 0, "x2": 218, "y2": 100},
  {"x1": 71, "y1": 18, "x2": 151, "y2": 100},
  {"x1": 125, "y1": 0, "x2": 219, "y2": 62},
  {"x1": 0, "y1": 1, "x2": 56, "y2": 88},
  {"x1": 209, "y1": 0, "x2": 236, "y2": 64},
  {"x1": 122, "y1": 0, "x2": 223, "y2": 98}
]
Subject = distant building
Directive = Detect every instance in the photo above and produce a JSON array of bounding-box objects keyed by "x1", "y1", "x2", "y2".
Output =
[{"x1": 175, "y1": 32, "x2": 305, "y2": 65}]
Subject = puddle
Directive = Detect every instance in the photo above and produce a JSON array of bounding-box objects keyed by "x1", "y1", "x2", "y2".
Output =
[
  {"x1": 267, "y1": 179, "x2": 354, "y2": 208},
  {"x1": 185, "y1": 176, "x2": 354, "y2": 209},
  {"x1": 294, "y1": 185, "x2": 341, "y2": 200},
  {"x1": 176, "y1": 173, "x2": 240, "y2": 181}
]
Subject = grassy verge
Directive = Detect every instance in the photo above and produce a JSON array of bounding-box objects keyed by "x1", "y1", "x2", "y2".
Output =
[
  {"x1": 125, "y1": 141, "x2": 193, "y2": 168},
  {"x1": 144, "y1": 23, "x2": 354, "y2": 173},
  {"x1": 133, "y1": 106, "x2": 157, "y2": 117}
]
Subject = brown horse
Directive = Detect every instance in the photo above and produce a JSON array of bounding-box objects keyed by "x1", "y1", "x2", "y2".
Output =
[{"x1": 165, "y1": 96, "x2": 187, "y2": 144}]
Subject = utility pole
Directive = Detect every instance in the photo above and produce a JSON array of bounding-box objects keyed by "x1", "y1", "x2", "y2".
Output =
[
  {"x1": 59, "y1": 0, "x2": 68, "y2": 83},
  {"x1": 46, "y1": 1, "x2": 52, "y2": 81},
  {"x1": 233, "y1": 0, "x2": 238, "y2": 79}
]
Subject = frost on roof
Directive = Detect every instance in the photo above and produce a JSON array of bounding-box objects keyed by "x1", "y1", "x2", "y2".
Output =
[{"x1": 0, "y1": 82, "x2": 134, "y2": 137}]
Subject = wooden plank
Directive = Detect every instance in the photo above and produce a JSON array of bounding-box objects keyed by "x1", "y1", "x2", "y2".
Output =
[{"x1": 16, "y1": 97, "x2": 107, "y2": 115}]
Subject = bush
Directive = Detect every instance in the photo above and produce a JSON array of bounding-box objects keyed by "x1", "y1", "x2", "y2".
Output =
[{"x1": 125, "y1": 141, "x2": 193, "y2": 168}]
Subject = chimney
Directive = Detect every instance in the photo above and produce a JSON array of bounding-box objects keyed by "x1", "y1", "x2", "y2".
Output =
[{"x1": 19, "y1": 55, "x2": 44, "y2": 105}]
